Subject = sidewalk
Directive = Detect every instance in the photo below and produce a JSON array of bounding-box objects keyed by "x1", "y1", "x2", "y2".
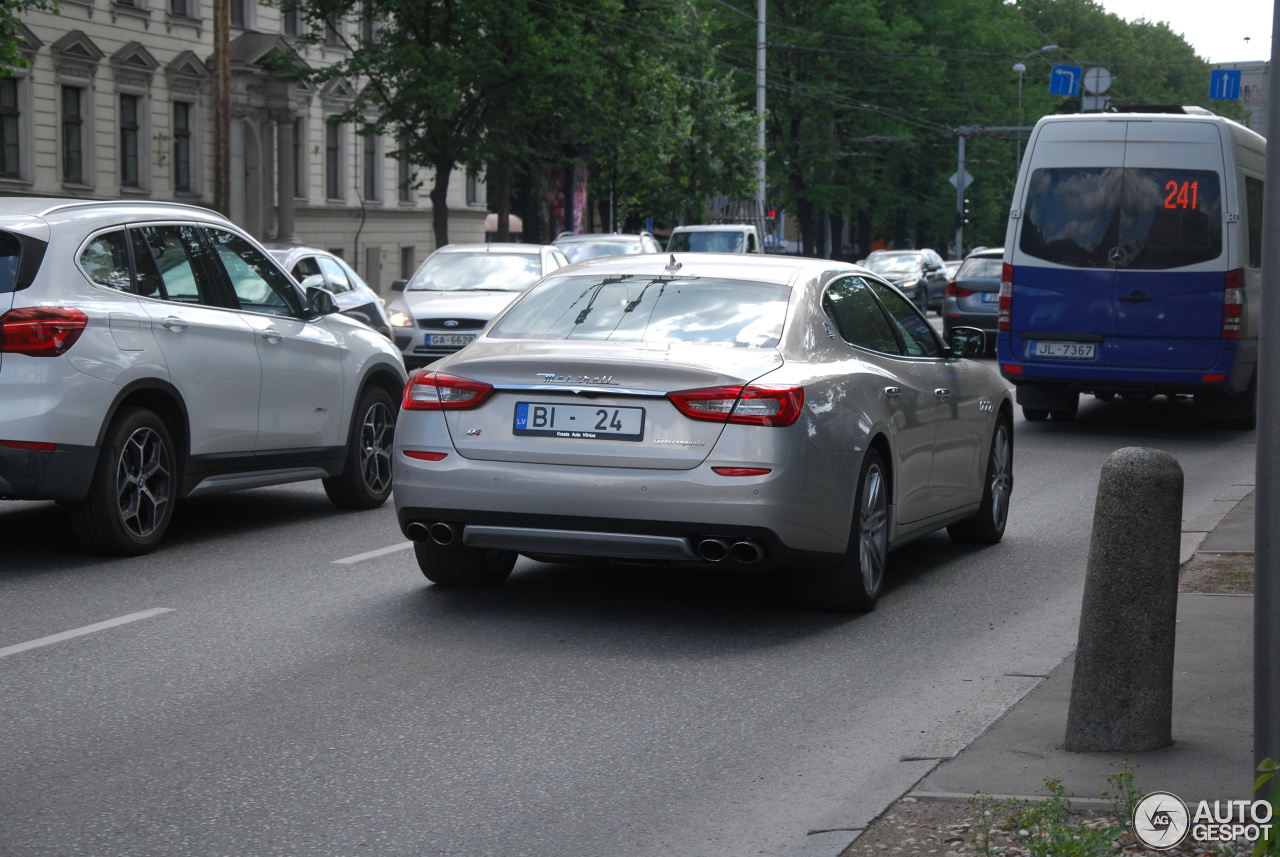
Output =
[{"x1": 912, "y1": 487, "x2": 1257, "y2": 808}]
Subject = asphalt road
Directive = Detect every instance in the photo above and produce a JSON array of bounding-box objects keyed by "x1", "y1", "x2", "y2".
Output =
[{"x1": 0, "y1": 382, "x2": 1257, "y2": 857}]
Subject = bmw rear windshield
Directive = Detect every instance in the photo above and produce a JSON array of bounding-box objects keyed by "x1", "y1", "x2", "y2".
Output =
[
  {"x1": 1019, "y1": 167, "x2": 1222, "y2": 269},
  {"x1": 488, "y1": 274, "x2": 790, "y2": 348}
]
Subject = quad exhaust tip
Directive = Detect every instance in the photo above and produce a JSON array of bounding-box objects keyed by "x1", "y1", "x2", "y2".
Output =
[
  {"x1": 697, "y1": 537, "x2": 764, "y2": 564},
  {"x1": 405, "y1": 521, "x2": 461, "y2": 546}
]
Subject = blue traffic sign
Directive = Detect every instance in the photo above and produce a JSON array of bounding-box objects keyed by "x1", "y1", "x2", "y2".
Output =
[
  {"x1": 1049, "y1": 65, "x2": 1083, "y2": 97},
  {"x1": 1210, "y1": 69, "x2": 1242, "y2": 100}
]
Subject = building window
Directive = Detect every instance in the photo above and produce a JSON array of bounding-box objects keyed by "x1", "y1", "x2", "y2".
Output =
[
  {"x1": 400, "y1": 245, "x2": 415, "y2": 279},
  {"x1": 0, "y1": 77, "x2": 19, "y2": 179},
  {"x1": 293, "y1": 117, "x2": 305, "y2": 197},
  {"x1": 325, "y1": 15, "x2": 344, "y2": 47},
  {"x1": 120, "y1": 94, "x2": 140, "y2": 187},
  {"x1": 325, "y1": 120, "x2": 343, "y2": 199},
  {"x1": 362, "y1": 127, "x2": 379, "y2": 200},
  {"x1": 173, "y1": 101, "x2": 192, "y2": 192},
  {"x1": 282, "y1": 3, "x2": 300, "y2": 36},
  {"x1": 466, "y1": 168, "x2": 484, "y2": 205},
  {"x1": 61, "y1": 86, "x2": 85, "y2": 184},
  {"x1": 230, "y1": 0, "x2": 246, "y2": 28},
  {"x1": 170, "y1": 0, "x2": 189, "y2": 16},
  {"x1": 361, "y1": 2, "x2": 375, "y2": 43}
]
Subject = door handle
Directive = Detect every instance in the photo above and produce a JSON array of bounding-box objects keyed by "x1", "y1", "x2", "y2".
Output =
[
  {"x1": 160, "y1": 316, "x2": 189, "y2": 332},
  {"x1": 935, "y1": 388, "x2": 951, "y2": 400},
  {"x1": 260, "y1": 328, "x2": 284, "y2": 344},
  {"x1": 884, "y1": 386, "x2": 902, "y2": 400},
  {"x1": 1118, "y1": 293, "x2": 1153, "y2": 303}
]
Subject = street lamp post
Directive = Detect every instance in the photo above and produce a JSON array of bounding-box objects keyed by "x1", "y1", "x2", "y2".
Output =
[{"x1": 1014, "y1": 45, "x2": 1059, "y2": 171}]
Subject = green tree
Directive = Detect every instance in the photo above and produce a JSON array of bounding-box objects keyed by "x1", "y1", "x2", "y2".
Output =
[{"x1": 1, "y1": 0, "x2": 58, "y2": 72}]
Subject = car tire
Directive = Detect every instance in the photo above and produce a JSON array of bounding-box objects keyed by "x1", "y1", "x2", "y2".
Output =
[
  {"x1": 788, "y1": 448, "x2": 888, "y2": 613},
  {"x1": 1049, "y1": 399, "x2": 1078, "y2": 422},
  {"x1": 414, "y1": 542, "x2": 517, "y2": 587},
  {"x1": 1022, "y1": 406, "x2": 1049, "y2": 422},
  {"x1": 68, "y1": 406, "x2": 177, "y2": 556},
  {"x1": 947, "y1": 417, "x2": 1012, "y2": 545},
  {"x1": 323, "y1": 386, "x2": 396, "y2": 509}
]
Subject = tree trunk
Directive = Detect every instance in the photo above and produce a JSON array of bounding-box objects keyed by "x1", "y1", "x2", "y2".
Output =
[{"x1": 429, "y1": 157, "x2": 453, "y2": 249}]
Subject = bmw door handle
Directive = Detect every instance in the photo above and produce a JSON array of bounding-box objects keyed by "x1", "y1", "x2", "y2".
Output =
[
  {"x1": 935, "y1": 388, "x2": 951, "y2": 400},
  {"x1": 260, "y1": 329, "x2": 284, "y2": 344},
  {"x1": 884, "y1": 386, "x2": 902, "y2": 400},
  {"x1": 160, "y1": 316, "x2": 189, "y2": 332}
]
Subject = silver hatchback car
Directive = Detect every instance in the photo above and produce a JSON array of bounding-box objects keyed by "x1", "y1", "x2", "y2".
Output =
[{"x1": 392, "y1": 253, "x2": 1013, "y2": 612}]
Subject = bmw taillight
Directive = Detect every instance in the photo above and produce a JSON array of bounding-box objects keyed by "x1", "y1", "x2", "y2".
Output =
[
  {"x1": 0, "y1": 307, "x2": 88, "y2": 356},
  {"x1": 402, "y1": 371, "x2": 494, "y2": 411},
  {"x1": 997, "y1": 264, "x2": 1014, "y2": 332},
  {"x1": 945, "y1": 281, "x2": 958, "y2": 297},
  {"x1": 1221, "y1": 268, "x2": 1245, "y2": 341},
  {"x1": 668, "y1": 385, "x2": 804, "y2": 427}
]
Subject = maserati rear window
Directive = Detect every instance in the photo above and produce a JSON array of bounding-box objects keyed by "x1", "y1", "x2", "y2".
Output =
[
  {"x1": 489, "y1": 275, "x2": 790, "y2": 348},
  {"x1": 1020, "y1": 167, "x2": 1222, "y2": 270}
]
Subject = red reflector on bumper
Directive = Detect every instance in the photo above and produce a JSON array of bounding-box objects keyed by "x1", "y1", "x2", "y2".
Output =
[
  {"x1": 403, "y1": 450, "x2": 448, "y2": 461},
  {"x1": 1202, "y1": 374, "x2": 1227, "y2": 383},
  {"x1": 711, "y1": 466, "x2": 772, "y2": 477},
  {"x1": 1001, "y1": 364, "x2": 1023, "y2": 375},
  {"x1": 0, "y1": 440, "x2": 57, "y2": 451}
]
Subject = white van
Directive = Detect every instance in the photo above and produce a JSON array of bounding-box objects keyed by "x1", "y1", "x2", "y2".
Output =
[
  {"x1": 667, "y1": 224, "x2": 764, "y2": 254},
  {"x1": 997, "y1": 109, "x2": 1264, "y2": 428}
]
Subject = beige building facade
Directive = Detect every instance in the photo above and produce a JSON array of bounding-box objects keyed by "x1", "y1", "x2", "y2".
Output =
[{"x1": 3, "y1": 2, "x2": 488, "y2": 294}]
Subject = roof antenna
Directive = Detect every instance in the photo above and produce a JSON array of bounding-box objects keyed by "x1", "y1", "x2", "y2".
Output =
[{"x1": 665, "y1": 254, "x2": 682, "y2": 272}]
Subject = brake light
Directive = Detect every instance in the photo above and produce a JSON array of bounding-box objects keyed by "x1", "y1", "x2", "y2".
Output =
[
  {"x1": 1, "y1": 307, "x2": 88, "y2": 356},
  {"x1": 945, "y1": 281, "x2": 957, "y2": 297},
  {"x1": 0, "y1": 439, "x2": 57, "y2": 451},
  {"x1": 997, "y1": 264, "x2": 1014, "y2": 332},
  {"x1": 402, "y1": 371, "x2": 494, "y2": 411},
  {"x1": 1222, "y1": 268, "x2": 1244, "y2": 341},
  {"x1": 711, "y1": 467, "x2": 773, "y2": 476},
  {"x1": 668, "y1": 385, "x2": 804, "y2": 427}
]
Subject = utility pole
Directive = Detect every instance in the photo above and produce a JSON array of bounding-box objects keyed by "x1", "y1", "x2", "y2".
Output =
[
  {"x1": 1254, "y1": 0, "x2": 1280, "y2": 788},
  {"x1": 756, "y1": 0, "x2": 766, "y2": 219},
  {"x1": 213, "y1": 0, "x2": 230, "y2": 216}
]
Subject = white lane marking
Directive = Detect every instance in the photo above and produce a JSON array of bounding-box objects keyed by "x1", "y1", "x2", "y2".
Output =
[
  {"x1": 0, "y1": 608, "x2": 174, "y2": 659},
  {"x1": 333, "y1": 542, "x2": 414, "y2": 565}
]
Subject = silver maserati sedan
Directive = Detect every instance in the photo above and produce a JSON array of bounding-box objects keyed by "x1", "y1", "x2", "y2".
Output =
[{"x1": 392, "y1": 253, "x2": 1013, "y2": 612}]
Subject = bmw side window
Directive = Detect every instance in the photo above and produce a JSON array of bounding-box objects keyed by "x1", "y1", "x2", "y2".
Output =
[
  {"x1": 205, "y1": 228, "x2": 301, "y2": 316},
  {"x1": 866, "y1": 280, "x2": 940, "y2": 358},
  {"x1": 131, "y1": 225, "x2": 216, "y2": 304},
  {"x1": 821, "y1": 277, "x2": 901, "y2": 355},
  {"x1": 0, "y1": 232, "x2": 20, "y2": 293},
  {"x1": 80, "y1": 230, "x2": 134, "y2": 292}
]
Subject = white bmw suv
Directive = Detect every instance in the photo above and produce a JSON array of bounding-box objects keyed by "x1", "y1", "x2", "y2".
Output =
[{"x1": 0, "y1": 199, "x2": 407, "y2": 555}]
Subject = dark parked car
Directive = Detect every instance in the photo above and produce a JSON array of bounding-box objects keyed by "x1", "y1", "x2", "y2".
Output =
[
  {"x1": 861, "y1": 249, "x2": 948, "y2": 313},
  {"x1": 942, "y1": 247, "x2": 1004, "y2": 349}
]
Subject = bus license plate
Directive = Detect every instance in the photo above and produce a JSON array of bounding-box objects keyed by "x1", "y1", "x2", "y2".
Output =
[{"x1": 1031, "y1": 341, "x2": 1096, "y2": 360}]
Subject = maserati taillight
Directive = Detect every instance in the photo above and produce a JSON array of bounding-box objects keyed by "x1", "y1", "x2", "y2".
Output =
[
  {"x1": 668, "y1": 385, "x2": 804, "y2": 427},
  {"x1": 402, "y1": 371, "x2": 494, "y2": 411}
]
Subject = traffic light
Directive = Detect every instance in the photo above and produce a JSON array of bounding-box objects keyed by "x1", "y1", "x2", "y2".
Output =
[
  {"x1": 963, "y1": 197, "x2": 971, "y2": 225},
  {"x1": 767, "y1": 208, "x2": 777, "y2": 222}
]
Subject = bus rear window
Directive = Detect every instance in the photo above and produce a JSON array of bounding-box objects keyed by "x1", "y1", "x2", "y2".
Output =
[{"x1": 1020, "y1": 167, "x2": 1222, "y2": 270}]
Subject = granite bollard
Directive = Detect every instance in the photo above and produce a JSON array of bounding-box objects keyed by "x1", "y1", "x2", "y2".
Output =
[{"x1": 1065, "y1": 447, "x2": 1183, "y2": 752}]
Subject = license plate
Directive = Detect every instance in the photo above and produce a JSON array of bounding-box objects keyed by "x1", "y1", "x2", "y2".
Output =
[
  {"x1": 425, "y1": 334, "x2": 476, "y2": 347},
  {"x1": 513, "y1": 402, "x2": 645, "y2": 441},
  {"x1": 981, "y1": 292, "x2": 1000, "y2": 303},
  {"x1": 1031, "y1": 341, "x2": 1096, "y2": 360}
]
